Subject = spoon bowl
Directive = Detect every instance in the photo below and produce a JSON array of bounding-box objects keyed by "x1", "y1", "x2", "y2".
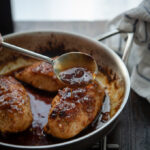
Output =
[{"x1": 54, "y1": 52, "x2": 98, "y2": 82}]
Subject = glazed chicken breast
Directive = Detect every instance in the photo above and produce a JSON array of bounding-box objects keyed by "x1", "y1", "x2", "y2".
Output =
[
  {"x1": 15, "y1": 61, "x2": 64, "y2": 92},
  {"x1": 44, "y1": 81, "x2": 105, "y2": 139},
  {"x1": 0, "y1": 76, "x2": 32, "y2": 133}
]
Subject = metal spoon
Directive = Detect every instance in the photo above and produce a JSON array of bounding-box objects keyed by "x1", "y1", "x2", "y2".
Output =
[{"x1": 0, "y1": 35, "x2": 98, "y2": 84}]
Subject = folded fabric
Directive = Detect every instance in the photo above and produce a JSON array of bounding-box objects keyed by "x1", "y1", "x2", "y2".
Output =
[{"x1": 105, "y1": 0, "x2": 150, "y2": 102}]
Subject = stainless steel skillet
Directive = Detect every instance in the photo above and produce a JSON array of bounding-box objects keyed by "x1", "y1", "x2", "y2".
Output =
[{"x1": 0, "y1": 30, "x2": 133, "y2": 150}]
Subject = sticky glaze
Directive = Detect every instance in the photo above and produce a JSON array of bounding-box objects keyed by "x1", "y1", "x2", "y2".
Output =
[
  {"x1": 59, "y1": 67, "x2": 93, "y2": 86},
  {"x1": 0, "y1": 76, "x2": 26, "y2": 114},
  {"x1": 32, "y1": 61, "x2": 54, "y2": 76},
  {"x1": 0, "y1": 82, "x2": 110, "y2": 145},
  {"x1": 0, "y1": 63, "x2": 111, "y2": 146},
  {"x1": 50, "y1": 85, "x2": 96, "y2": 121}
]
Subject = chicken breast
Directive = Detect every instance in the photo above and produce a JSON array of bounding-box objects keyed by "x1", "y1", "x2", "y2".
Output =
[
  {"x1": 44, "y1": 81, "x2": 105, "y2": 139},
  {"x1": 0, "y1": 76, "x2": 32, "y2": 133},
  {"x1": 15, "y1": 61, "x2": 64, "y2": 92}
]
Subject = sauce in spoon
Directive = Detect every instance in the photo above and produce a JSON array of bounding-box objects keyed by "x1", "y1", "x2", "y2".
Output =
[{"x1": 59, "y1": 67, "x2": 93, "y2": 86}]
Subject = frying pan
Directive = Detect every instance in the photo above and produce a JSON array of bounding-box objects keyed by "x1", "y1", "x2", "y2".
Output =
[{"x1": 0, "y1": 30, "x2": 133, "y2": 149}]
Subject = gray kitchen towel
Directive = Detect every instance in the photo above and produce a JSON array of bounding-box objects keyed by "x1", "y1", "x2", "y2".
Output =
[{"x1": 105, "y1": 0, "x2": 150, "y2": 102}]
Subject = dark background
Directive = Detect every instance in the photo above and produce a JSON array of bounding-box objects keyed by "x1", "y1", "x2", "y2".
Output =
[{"x1": 0, "y1": 0, "x2": 14, "y2": 35}]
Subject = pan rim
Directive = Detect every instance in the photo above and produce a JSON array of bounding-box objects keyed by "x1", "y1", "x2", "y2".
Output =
[{"x1": 0, "y1": 30, "x2": 130, "y2": 149}]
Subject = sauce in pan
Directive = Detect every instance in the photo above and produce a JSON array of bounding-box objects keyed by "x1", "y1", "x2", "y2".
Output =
[
  {"x1": 0, "y1": 83, "x2": 110, "y2": 146},
  {"x1": 0, "y1": 68, "x2": 110, "y2": 146}
]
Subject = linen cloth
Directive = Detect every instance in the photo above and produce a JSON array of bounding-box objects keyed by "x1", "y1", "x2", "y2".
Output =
[{"x1": 105, "y1": 0, "x2": 150, "y2": 102}]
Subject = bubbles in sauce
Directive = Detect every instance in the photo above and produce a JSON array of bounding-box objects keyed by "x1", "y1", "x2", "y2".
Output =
[{"x1": 59, "y1": 67, "x2": 93, "y2": 86}]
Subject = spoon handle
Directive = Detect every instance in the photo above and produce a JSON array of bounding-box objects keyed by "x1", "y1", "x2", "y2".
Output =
[{"x1": 1, "y1": 41, "x2": 53, "y2": 64}]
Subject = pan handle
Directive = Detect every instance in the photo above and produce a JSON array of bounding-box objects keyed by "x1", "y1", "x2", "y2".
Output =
[{"x1": 96, "y1": 29, "x2": 134, "y2": 65}]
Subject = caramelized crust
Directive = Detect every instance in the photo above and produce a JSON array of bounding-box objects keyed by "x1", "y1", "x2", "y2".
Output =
[
  {"x1": 0, "y1": 76, "x2": 32, "y2": 133},
  {"x1": 44, "y1": 80, "x2": 105, "y2": 139},
  {"x1": 15, "y1": 61, "x2": 64, "y2": 92}
]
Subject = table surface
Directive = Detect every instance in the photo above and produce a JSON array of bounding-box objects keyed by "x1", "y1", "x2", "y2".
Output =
[{"x1": 5, "y1": 21, "x2": 150, "y2": 150}]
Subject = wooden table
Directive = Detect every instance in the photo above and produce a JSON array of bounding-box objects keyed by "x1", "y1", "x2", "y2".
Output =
[
  {"x1": 107, "y1": 91, "x2": 150, "y2": 150},
  {"x1": 6, "y1": 21, "x2": 150, "y2": 150}
]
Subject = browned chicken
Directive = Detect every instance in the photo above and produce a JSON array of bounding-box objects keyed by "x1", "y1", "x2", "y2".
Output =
[
  {"x1": 15, "y1": 61, "x2": 64, "y2": 92},
  {"x1": 44, "y1": 81, "x2": 105, "y2": 139},
  {"x1": 0, "y1": 76, "x2": 32, "y2": 133}
]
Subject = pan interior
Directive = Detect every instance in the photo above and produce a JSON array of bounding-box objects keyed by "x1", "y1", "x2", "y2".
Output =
[{"x1": 0, "y1": 31, "x2": 127, "y2": 147}]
